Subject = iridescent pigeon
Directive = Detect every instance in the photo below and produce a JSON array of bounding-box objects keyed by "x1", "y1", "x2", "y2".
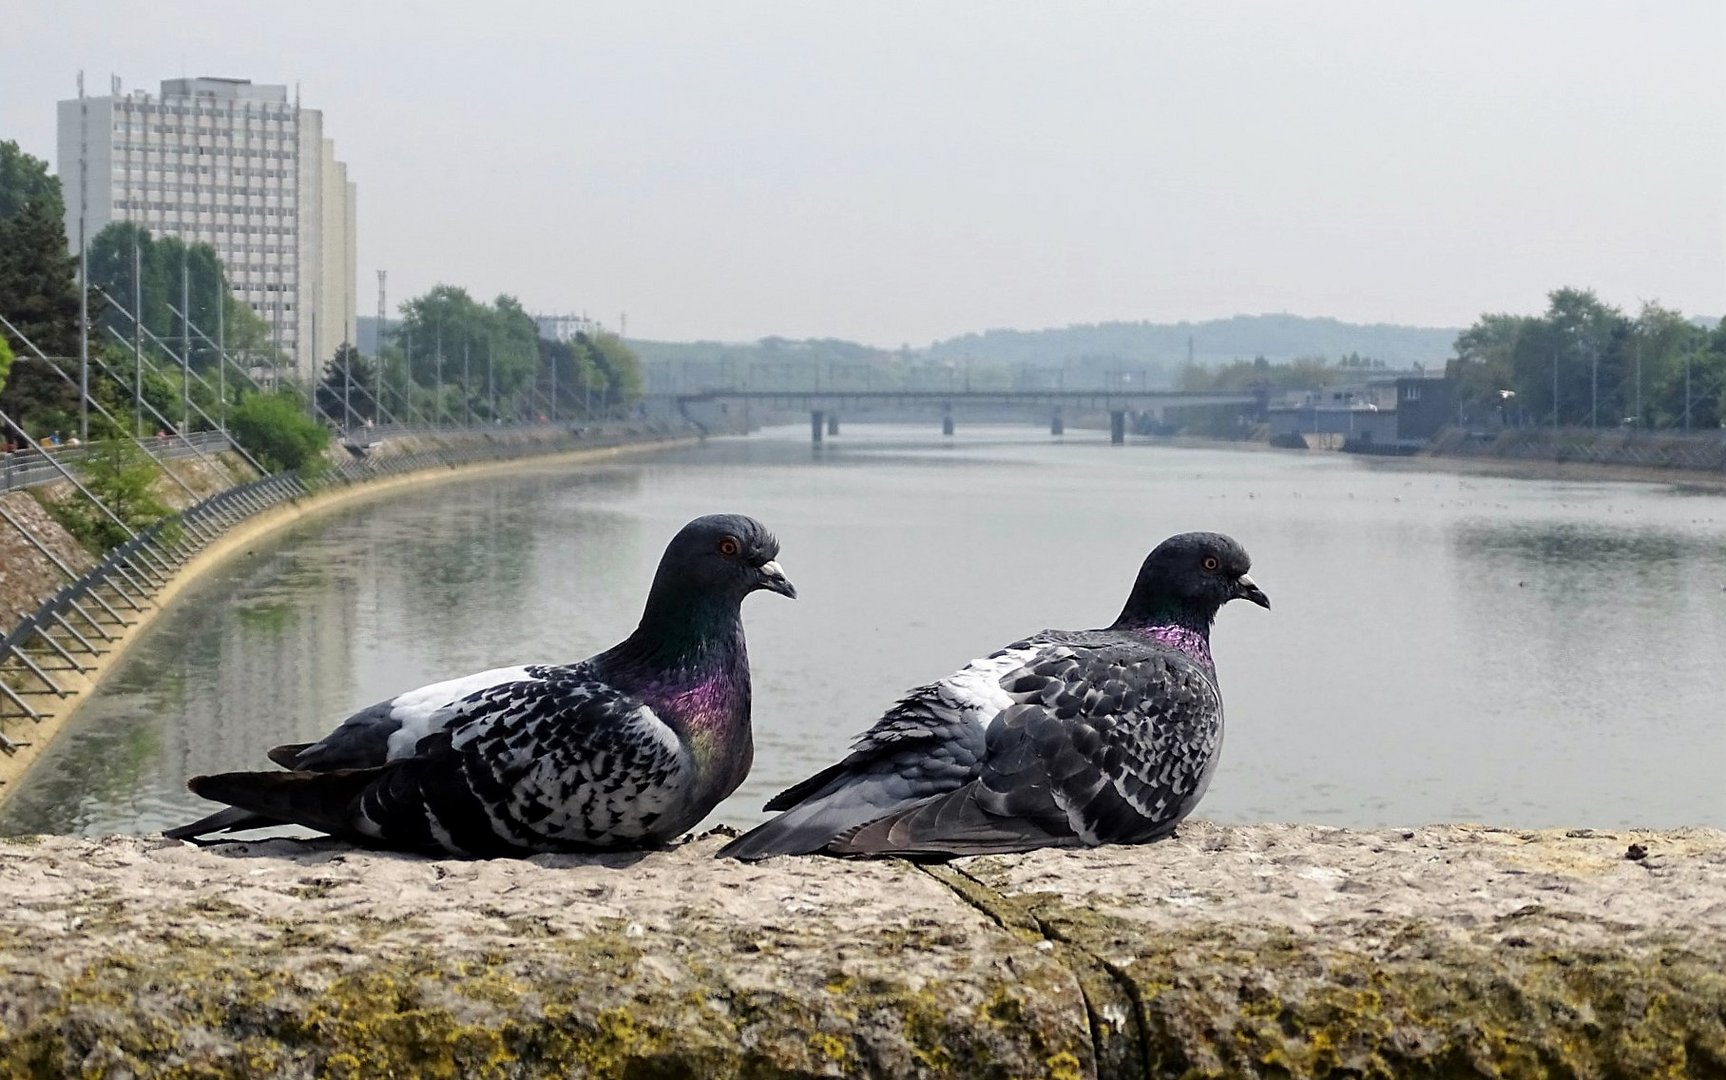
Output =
[
  {"x1": 720, "y1": 531, "x2": 1266, "y2": 860},
  {"x1": 168, "y1": 514, "x2": 795, "y2": 856}
]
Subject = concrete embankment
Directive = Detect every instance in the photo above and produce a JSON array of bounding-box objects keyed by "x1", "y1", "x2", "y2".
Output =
[
  {"x1": 0, "y1": 823, "x2": 1720, "y2": 1078},
  {"x1": 0, "y1": 434, "x2": 695, "y2": 798}
]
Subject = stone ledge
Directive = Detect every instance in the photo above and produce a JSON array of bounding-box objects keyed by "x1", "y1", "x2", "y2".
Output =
[{"x1": 0, "y1": 823, "x2": 1721, "y2": 1078}]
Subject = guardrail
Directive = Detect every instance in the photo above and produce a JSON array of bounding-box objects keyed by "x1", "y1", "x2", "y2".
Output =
[
  {"x1": 0, "y1": 419, "x2": 696, "y2": 765},
  {"x1": 0, "y1": 431, "x2": 237, "y2": 494},
  {"x1": 1428, "y1": 426, "x2": 1726, "y2": 471}
]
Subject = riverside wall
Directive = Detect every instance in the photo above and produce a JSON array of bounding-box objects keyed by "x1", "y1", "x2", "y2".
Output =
[
  {"x1": 0, "y1": 428, "x2": 698, "y2": 799},
  {"x1": 0, "y1": 823, "x2": 1721, "y2": 1078}
]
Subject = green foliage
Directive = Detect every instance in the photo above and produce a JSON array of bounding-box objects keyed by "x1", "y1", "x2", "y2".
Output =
[
  {"x1": 1178, "y1": 354, "x2": 1341, "y2": 393},
  {"x1": 229, "y1": 391, "x2": 330, "y2": 474},
  {"x1": 40, "y1": 441, "x2": 176, "y2": 554},
  {"x1": 0, "y1": 144, "x2": 82, "y2": 432},
  {"x1": 0, "y1": 335, "x2": 12, "y2": 397},
  {"x1": 86, "y1": 222, "x2": 280, "y2": 380},
  {"x1": 394, "y1": 286, "x2": 539, "y2": 421},
  {"x1": 1448, "y1": 290, "x2": 1724, "y2": 429},
  {"x1": 315, "y1": 343, "x2": 378, "y2": 426},
  {"x1": 0, "y1": 140, "x2": 64, "y2": 222}
]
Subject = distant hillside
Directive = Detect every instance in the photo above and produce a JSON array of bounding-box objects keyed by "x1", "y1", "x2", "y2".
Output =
[
  {"x1": 926, "y1": 314, "x2": 1461, "y2": 368},
  {"x1": 625, "y1": 314, "x2": 1460, "y2": 378}
]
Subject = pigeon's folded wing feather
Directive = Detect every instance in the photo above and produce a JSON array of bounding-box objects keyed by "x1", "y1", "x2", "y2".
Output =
[
  {"x1": 832, "y1": 643, "x2": 1224, "y2": 856},
  {"x1": 719, "y1": 639, "x2": 1057, "y2": 860},
  {"x1": 187, "y1": 673, "x2": 693, "y2": 856}
]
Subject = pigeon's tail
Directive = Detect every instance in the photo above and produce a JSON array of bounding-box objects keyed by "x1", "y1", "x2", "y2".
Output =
[
  {"x1": 827, "y1": 784, "x2": 1081, "y2": 859},
  {"x1": 185, "y1": 768, "x2": 382, "y2": 841},
  {"x1": 163, "y1": 805, "x2": 283, "y2": 843},
  {"x1": 266, "y1": 742, "x2": 314, "y2": 769},
  {"x1": 719, "y1": 777, "x2": 921, "y2": 861}
]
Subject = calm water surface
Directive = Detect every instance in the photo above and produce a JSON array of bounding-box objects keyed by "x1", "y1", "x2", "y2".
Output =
[{"x1": 4, "y1": 424, "x2": 1724, "y2": 836}]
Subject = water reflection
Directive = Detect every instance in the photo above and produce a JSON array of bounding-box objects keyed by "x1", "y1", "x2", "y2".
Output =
[{"x1": 2, "y1": 427, "x2": 1722, "y2": 837}]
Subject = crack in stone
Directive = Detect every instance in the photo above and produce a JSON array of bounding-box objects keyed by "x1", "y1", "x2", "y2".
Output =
[{"x1": 916, "y1": 860, "x2": 1146, "y2": 1079}]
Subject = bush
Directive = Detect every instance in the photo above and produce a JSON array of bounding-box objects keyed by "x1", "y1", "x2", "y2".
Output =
[
  {"x1": 229, "y1": 391, "x2": 329, "y2": 475},
  {"x1": 39, "y1": 440, "x2": 177, "y2": 553}
]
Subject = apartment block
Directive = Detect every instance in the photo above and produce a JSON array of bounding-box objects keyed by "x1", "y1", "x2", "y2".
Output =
[{"x1": 57, "y1": 76, "x2": 355, "y2": 380}]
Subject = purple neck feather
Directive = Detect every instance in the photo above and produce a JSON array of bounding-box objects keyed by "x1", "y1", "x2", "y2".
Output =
[{"x1": 1134, "y1": 623, "x2": 1215, "y2": 671}]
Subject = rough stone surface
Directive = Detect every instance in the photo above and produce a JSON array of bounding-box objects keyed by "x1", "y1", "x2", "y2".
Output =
[{"x1": 0, "y1": 823, "x2": 1721, "y2": 1078}]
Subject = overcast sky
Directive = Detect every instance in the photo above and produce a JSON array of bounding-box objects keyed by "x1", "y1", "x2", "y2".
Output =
[{"x1": 3, "y1": 2, "x2": 1722, "y2": 345}]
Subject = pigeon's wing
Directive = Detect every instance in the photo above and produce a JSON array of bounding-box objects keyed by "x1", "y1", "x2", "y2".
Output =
[
  {"x1": 185, "y1": 674, "x2": 693, "y2": 856},
  {"x1": 165, "y1": 665, "x2": 552, "y2": 843},
  {"x1": 278, "y1": 665, "x2": 549, "y2": 772},
  {"x1": 719, "y1": 638, "x2": 1058, "y2": 860},
  {"x1": 832, "y1": 643, "x2": 1225, "y2": 857}
]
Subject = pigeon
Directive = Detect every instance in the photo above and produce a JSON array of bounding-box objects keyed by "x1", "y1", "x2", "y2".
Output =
[
  {"x1": 166, "y1": 514, "x2": 796, "y2": 856},
  {"x1": 718, "y1": 531, "x2": 1266, "y2": 860}
]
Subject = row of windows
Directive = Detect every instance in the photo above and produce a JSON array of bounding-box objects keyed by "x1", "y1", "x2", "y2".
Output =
[
  {"x1": 116, "y1": 106, "x2": 292, "y2": 125},
  {"x1": 116, "y1": 182, "x2": 294, "y2": 198},
  {"x1": 117, "y1": 199, "x2": 296, "y2": 218},
  {"x1": 115, "y1": 140, "x2": 294, "y2": 157}
]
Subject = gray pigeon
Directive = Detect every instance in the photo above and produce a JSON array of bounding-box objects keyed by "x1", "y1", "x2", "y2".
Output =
[
  {"x1": 719, "y1": 531, "x2": 1266, "y2": 860},
  {"x1": 166, "y1": 514, "x2": 795, "y2": 856}
]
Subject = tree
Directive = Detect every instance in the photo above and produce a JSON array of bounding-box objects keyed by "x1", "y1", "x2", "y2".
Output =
[
  {"x1": 0, "y1": 144, "x2": 82, "y2": 434},
  {"x1": 228, "y1": 390, "x2": 330, "y2": 474},
  {"x1": 39, "y1": 440, "x2": 175, "y2": 553},
  {"x1": 315, "y1": 343, "x2": 377, "y2": 427},
  {"x1": 0, "y1": 140, "x2": 64, "y2": 222},
  {"x1": 582, "y1": 331, "x2": 644, "y2": 412}
]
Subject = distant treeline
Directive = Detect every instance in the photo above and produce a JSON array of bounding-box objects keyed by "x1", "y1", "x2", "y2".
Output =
[
  {"x1": 627, "y1": 315, "x2": 1461, "y2": 394},
  {"x1": 925, "y1": 314, "x2": 1459, "y2": 369},
  {"x1": 1449, "y1": 289, "x2": 1724, "y2": 430}
]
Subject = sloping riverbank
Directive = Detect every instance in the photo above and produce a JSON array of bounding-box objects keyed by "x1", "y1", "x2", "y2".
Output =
[
  {"x1": 0, "y1": 429, "x2": 697, "y2": 798},
  {"x1": 1, "y1": 822, "x2": 1720, "y2": 1078}
]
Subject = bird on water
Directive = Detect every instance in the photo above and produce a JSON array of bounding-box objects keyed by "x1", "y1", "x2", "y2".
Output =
[
  {"x1": 167, "y1": 514, "x2": 796, "y2": 856},
  {"x1": 719, "y1": 531, "x2": 1267, "y2": 860}
]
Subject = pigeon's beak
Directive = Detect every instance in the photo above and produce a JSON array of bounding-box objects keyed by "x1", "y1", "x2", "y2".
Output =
[
  {"x1": 756, "y1": 560, "x2": 797, "y2": 599},
  {"x1": 1232, "y1": 573, "x2": 1270, "y2": 610}
]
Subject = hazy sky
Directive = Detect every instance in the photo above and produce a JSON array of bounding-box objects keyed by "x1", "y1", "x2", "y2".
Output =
[{"x1": 4, "y1": 2, "x2": 1722, "y2": 345}]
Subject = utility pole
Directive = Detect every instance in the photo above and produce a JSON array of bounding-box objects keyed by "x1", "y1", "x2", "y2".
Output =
[
  {"x1": 132, "y1": 231, "x2": 142, "y2": 437},
  {"x1": 435, "y1": 325, "x2": 444, "y2": 427},
  {"x1": 77, "y1": 71, "x2": 89, "y2": 442},
  {"x1": 216, "y1": 275, "x2": 225, "y2": 430},
  {"x1": 486, "y1": 339, "x2": 495, "y2": 422},
  {"x1": 1552, "y1": 350, "x2": 1559, "y2": 428},
  {"x1": 1635, "y1": 336, "x2": 1642, "y2": 426},
  {"x1": 1685, "y1": 354, "x2": 1693, "y2": 430},
  {"x1": 463, "y1": 339, "x2": 472, "y2": 426},
  {"x1": 341, "y1": 342, "x2": 352, "y2": 434},
  {"x1": 181, "y1": 242, "x2": 190, "y2": 434},
  {"x1": 376, "y1": 270, "x2": 387, "y2": 427},
  {"x1": 1590, "y1": 339, "x2": 1598, "y2": 429}
]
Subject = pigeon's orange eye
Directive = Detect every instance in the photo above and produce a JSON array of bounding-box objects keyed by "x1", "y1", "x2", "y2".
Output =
[
  {"x1": 718, "y1": 537, "x2": 741, "y2": 558},
  {"x1": 1202, "y1": 556, "x2": 1221, "y2": 572}
]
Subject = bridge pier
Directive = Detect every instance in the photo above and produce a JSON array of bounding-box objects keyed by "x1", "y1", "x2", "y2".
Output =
[
  {"x1": 811, "y1": 410, "x2": 824, "y2": 445},
  {"x1": 827, "y1": 413, "x2": 839, "y2": 436},
  {"x1": 1050, "y1": 410, "x2": 1064, "y2": 436},
  {"x1": 1110, "y1": 410, "x2": 1126, "y2": 445},
  {"x1": 942, "y1": 405, "x2": 955, "y2": 437}
]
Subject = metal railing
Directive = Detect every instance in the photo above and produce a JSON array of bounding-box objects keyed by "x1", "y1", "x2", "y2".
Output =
[
  {"x1": 0, "y1": 418, "x2": 698, "y2": 765},
  {"x1": 1429, "y1": 426, "x2": 1726, "y2": 471},
  {"x1": 1, "y1": 431, "x2": 237, "y2": 494}
]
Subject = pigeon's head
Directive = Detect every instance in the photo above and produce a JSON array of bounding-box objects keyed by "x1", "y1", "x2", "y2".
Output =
[
  {"x1": 659, "y1": 514, "x2": 796, "y2": 601},
  {"x1": 1129, "y1": 532, "x2": 1269, "y2": 620}
]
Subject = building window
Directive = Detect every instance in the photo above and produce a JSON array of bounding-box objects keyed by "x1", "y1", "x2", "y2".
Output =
[{"x1": 1403, "y1": 384, "x2": 1422, "y2": 402}]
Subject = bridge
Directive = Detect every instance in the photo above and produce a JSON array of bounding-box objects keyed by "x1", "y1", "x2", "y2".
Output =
[{"x1": 673, "y1": 388, "x2": 1264, "y2": 443}]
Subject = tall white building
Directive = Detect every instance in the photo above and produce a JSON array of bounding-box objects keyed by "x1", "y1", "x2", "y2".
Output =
[{"x1": 56, "y1": 76, "x2": 355, "y2": 380}]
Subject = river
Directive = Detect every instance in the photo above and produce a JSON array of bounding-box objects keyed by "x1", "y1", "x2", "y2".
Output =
[{"x1": 3, "y1": 423, "x2": 1723, "y2": 837}]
